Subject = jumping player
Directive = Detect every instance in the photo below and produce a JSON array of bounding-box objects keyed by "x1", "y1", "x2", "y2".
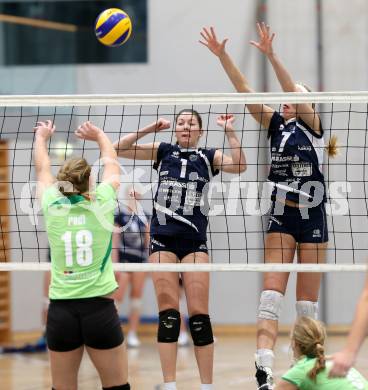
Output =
[
  {"x1": 34, "y1": 120, "x2": 130, "y2": 390},
  {"x1": 200, "y1": 23, "x2": 337, "y2": 389},
  {"x1": 114, "y1": 111, "x2": 246, "y2": 390}
]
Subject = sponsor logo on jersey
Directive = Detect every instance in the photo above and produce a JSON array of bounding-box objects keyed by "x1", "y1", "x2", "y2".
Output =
[
  {"x1": 172, "y1": 151, "x2": 180, "y2": 158},
  {"x1": 160, "y1": 170, "x2": 169, "y2": 176},
  {"x1": 292, "y1": 162, "x2": 312, "y2": 177},
  {"x1": 273, "y1": 169, "x2": 288, "y2": 177},
  {"x1": 298, "y1": 145, "x2": 312, "y2": 151},
  {"x1": 272, "y1": 155, "x2": 300, "y2": 162},
  {"x1": 189, "y1": 154, "x2": 198, "y2": 161}
]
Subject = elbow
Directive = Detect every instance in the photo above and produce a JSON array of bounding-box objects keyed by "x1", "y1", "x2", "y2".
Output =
[
  {"x1": 110, "y1": 179, "x2": 120, "y2": 191},
  {"x1": 239, "y1": 163, "x2": 247, "y2": 173}
]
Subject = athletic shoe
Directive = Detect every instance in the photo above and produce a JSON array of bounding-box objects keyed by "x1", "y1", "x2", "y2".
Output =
[
  {"x1": 255, "y1": 363, "x2": 274, "y2": 390},
  {"x1": 126, "y1": 331, "x2": 141, "y2": 348},
  {"x1": 177, "y1": 331, "x2": 190, "y2": 346}
]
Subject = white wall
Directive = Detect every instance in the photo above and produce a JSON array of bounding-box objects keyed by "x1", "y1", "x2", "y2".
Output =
[{"x1": 7, "y1": 0, "x2": 368, "y2": 331}]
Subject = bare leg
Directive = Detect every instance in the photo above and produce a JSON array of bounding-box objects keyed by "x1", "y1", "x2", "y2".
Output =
[
  {"x1": 42, "y1": 271, "x2": 51, "y2": 327},
  {"x1": 150, "y1": 251, "x2": 180, "y2": 383},
  {"x1": 49, "y1": 346, "x2": 84, "y2": 390},
  {"x1": 86, "y1": 343, "x2": 129, "y2": 387},
  {"x1": 113, "y1": 272, "x2": 130, "y2": 304},
  {"x1": 182, "y1": 252, "x2": 213, "y2": 385},
  {"x1": 129, "y1": 272, "x2": 146, "y2": 333},
  {"x1": 296, "y1": 242, "x2": 327, "y2": 311}
]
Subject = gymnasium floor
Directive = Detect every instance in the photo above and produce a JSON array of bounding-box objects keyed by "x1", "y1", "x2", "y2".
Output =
[{"x1": 1, "y1": 332, "x2": 368, "y2": 389}]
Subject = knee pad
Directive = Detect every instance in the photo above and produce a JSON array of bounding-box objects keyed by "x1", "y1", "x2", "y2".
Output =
[
  {"x1": 103, "y1": 384, "x2": 130, "y2": 390},
  {"x1": 157, "y1": 309, "x2": 181, "y2": 343},
  {"x1": 258, "y1": 290, "x2": 284, "y2": 321},
  {"x1": 130, "y1": 298, "x2": 142, "y2": 311},
  {"x1": 189, "y1": 314, "x2": 214, "y2": 346},
  {"x1": 296, "y1": 300, "x2": 318, "y2": 319}
]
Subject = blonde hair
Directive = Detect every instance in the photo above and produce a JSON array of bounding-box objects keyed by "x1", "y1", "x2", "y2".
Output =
[
  {"x1": 292, "y1": 316, "x2": 326, "y2": 382},
  {"x1": 326, "y1": 135, "x2": 339, "y2": 158},
  {"x1": 56, "y1": 158, "x2": 91, "y2": 196}
]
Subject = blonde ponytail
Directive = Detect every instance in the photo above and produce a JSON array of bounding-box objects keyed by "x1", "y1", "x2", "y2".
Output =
[
  {"x1": 308, "y1": 342, "x2": 326, "y2": 381},
  {"x1": 326, "y1": 135, "x2": 339, "y2": 158},
  {"x1": 292, "y1": 317, "x2": 327, "y2": 383}
]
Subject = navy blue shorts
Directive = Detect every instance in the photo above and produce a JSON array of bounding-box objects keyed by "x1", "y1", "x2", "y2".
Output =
[
  {"x1": 267, "y1": 201, "x2": 328, "y2": 243},
  {"x1": 150, "y1": 235, "x2": 208, "y2": 261},
  {"x1": 47, "y1": 297, "x2": 124, "y2": 352}
]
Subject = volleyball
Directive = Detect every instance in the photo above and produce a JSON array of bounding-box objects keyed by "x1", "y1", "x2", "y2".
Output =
[{"x1": 95, "y1": 8, "x2": 132, "y2": 47}]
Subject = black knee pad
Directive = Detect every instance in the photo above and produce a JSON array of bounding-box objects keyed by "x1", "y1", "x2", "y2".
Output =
[
  {"x1": 102, "y1": 384, "x2": 130, "y2": 390},
  {"x1": 157, "y1": 308, "x2": 181, "y2": 343},
  {"x1": 189, "y1": 314, "x2": 214, "y2": 346}
]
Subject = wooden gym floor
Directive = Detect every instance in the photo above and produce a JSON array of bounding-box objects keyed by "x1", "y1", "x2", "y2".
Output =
[{"x1": 1, "y1": 328, "x2": 368, "y2": 390}]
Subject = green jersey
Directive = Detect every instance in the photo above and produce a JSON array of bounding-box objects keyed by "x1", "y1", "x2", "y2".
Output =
[
  {"x1": 282, "y1": 356, "x2": 368, "y2": 390},
  {"x1": 42, "y1": 182, "x2": 118, "y2": 299}
]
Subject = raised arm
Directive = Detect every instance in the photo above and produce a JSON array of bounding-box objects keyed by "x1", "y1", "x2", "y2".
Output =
[
  {"x1": 200, "y1": 26, "x2": 274, "y2": 129},
  {"x1": 329, "y1": 275, "x2": 368, "y2": 378},
  {"x1": 34, "y1": 120, "x2": 55, "y2": 196},
  {"x1": 75, "y1": 121, "x2": 120, "y2": 190},
  {"x1": 251, "y1": 22, "x2": 321, "y2": 133},
  {"x1": 213, "y1": 114, "x2": 247, "y2": 174},
  {"x1": 113, "y1": 119, "x2": 171, "y2": 161}
]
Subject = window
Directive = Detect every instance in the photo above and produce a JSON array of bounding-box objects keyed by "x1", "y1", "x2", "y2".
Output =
[{"x1": 0, "y1": 0, "x2": 147, "y2": 65}]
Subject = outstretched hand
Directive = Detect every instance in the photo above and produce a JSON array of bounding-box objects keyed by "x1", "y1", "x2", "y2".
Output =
[
  {"x1": 199, "y1": 26, "x2": 228, "y2": 57},
  {"x1": 75, "y1": 121, "x2": 104, "y2": 141},
  {"x1": 34, "y1": 120, "x2": 55, "y2": 140},
  {"x1": 217, "y1": 114, "x2": 235, "y2": 131},
  {"x1": 250, "y1": 22, "x2": 275, "y2": 56},
  {"x1": 328, "y1": 351, "x2": 355, "y2": 378}
]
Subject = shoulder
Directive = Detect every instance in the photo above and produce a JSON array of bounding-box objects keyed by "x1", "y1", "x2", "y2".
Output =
[
  {"x1": 268, "y1": 112, "x2": 285, "y2": 138},
  {"x1": 281, "y1": 357, "x2": 312, "y2": 387},
  {"x1": 96, "y1": 182, "x2": 117, "y2": 201},
  {"x1": 269, "y1": 111, "x2": 285, "y2": 130},
  {"x1": 199, "y1": 148, "x2": 219, "y2": 177},
  {"x1": 154, "y1": 142, "x2": 176, "y2": 169},
  {"x1": 297, "y1": 118, "x2": 324, "y2": 139},
  {"x1": 41, "y1": 184, "x2": 65, "y2": 212},
  {"x1": 158, "y1": 142, "x2": 175, "y2": 155}
]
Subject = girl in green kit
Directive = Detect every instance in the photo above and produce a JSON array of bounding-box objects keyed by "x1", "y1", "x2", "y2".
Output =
[
  {"x1": 34, "y1": 120, "x2": 130, "y2": 390},
  {"x1": 276, "y1": 316, "x2": 368, "y2": 390}
]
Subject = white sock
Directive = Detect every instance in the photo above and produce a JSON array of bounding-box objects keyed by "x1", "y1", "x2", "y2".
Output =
[
  {"x1": 201, "y1": 384, "x2": 213, "y2": 390},
  {"x1": 255, "y1": 348, "x2": 274, "y2": 369},
  {"x1": 164, "y1": 382, "x2": 177, "y2": 390}
]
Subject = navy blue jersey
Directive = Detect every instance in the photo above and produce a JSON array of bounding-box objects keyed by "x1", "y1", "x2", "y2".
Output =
[
  {"x1": 268, "y1": 112, "x2": 326, "y2": 204},
  {"x1": 114, "y1": 208, "x2": 149, "y2": 259},
  {"x1": 151, "y1": 142, "x2": 219, "y2": 240}
]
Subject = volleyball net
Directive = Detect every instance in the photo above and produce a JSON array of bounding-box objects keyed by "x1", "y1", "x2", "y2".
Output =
[{"x1": 0, "y1": 92, "x2": 368, "y2": 272}]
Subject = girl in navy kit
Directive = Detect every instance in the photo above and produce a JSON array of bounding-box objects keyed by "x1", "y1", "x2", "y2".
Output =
[
  {"x1": 114, "y1": 110, "x2": 246, "y2": 390},
  {"x1": 201, "y1": 23, "x2": 337, "y2": 389}
]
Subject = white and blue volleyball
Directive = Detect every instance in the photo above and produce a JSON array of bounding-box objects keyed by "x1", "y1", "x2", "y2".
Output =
[{"x1": 95, "y1": 8, "x2": 132, "y2": 47}]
